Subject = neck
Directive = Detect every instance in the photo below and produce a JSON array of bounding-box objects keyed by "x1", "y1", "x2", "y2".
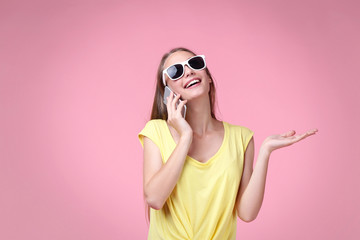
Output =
[{"x1": 185, "y1": 94, "x2": 216, "y2": 136}]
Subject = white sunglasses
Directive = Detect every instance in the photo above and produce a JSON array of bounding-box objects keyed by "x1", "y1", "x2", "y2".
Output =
[{"x1": 162, "y1": 55, "x2": 206, "y2": 86}]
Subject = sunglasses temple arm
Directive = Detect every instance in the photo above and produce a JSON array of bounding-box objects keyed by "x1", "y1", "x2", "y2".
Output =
[{"x1": 162, "y1": 72, "x2": 166, "y2": 86}]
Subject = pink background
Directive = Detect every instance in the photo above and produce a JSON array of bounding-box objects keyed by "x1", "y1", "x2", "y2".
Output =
[{"x1": 1, "y1": 0, "x2": 359, "y2": 239}]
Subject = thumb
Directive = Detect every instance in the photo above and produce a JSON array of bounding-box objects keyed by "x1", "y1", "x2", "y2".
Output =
[{"x1": 281, "y1": 130, "x2": 296, "y2": 137}]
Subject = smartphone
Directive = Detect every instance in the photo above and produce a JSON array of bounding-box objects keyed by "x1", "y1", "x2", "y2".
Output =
[{"x1": 163, "y1": 86, "x2": 187, "y2": 118}]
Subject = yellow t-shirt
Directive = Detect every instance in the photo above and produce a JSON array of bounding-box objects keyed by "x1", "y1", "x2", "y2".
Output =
[{"x1": 138, "y1": 119, "x2": 254, "y2": 240}]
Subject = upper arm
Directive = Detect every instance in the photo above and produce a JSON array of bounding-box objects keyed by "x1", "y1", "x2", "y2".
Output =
[
  {"x1": 143, "y1": 136, "x2": 163, "y2": 190},
  {"x1": 236, "y1": 136, "x2": 255, "y2": 213}
]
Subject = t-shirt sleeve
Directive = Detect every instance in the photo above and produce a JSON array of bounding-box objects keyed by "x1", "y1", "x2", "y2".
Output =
[
  {"x1": 241, "y1": 126, "x2": 254, "y2": 153},
  {"x1": 138, "y1": 120, "x2": 160, "y2": 150}
]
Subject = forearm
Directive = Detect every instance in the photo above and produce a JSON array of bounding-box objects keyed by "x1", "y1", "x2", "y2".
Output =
[
  {"x1": 237, "y1": 146, "x2": 271, "y2": 221},
  {"x1": 145, "y1": 135, "x2": 192, "y2": 210}
]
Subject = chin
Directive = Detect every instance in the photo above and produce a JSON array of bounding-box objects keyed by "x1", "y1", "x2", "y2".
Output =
[{"x1": 183, "y1": 88, "x2": 209, "y2": 101}]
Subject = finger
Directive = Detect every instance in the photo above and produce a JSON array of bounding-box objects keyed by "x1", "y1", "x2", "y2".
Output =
[
  {"x1": 169, "y1": 91, "x2": 174, "y2": 102},
  {"x1": 172, "y1": 94, "x2": 181, "y2": 110},
  {"x1": 281, "y1": 130, "x2": 296, "y2": 137},
  {"x1": 307, "y1": 128, "x2": 318, "y2": 134},
  {"x1": 167, "y1": 92, "x2": 174, "y2": 114},
  {"x1": 176, "y1": 99, "x2": 187, "y2": 114},
  {"x1": 304, "y1": 129, "x2": 318, "y2": 138},
  {"x1": 296, "y1": 133, "x2": 309, "y2": 142},
  {"x1": 174, "y1": 93, "x2": 181, "y2": 103},
  {"x1": 166, "y1": 96, "x2": 172, "y2": 116},
  {"x1": 169, "y1": 91, "x2": 174, "y2": 107},
  {"x1": 301, "y1": 129, "x2": 318, "y2": 137},
  {"x1": 292, "y1": 130, "x2": 317, "y2": 143}
]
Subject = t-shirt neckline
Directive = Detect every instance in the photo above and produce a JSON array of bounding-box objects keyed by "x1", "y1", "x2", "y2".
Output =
[{"x1": 163, "y1": 120, "x2": 228, "y2": 167}]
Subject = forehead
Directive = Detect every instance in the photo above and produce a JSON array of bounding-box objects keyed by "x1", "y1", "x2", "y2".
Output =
[{"x1": 164, "y1": 51, "x2": 195, "y2": 69}]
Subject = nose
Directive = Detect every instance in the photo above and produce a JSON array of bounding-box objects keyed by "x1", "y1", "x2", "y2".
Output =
[{"x1": 183, "y1": 64, "x2": 195, "y2": 78}]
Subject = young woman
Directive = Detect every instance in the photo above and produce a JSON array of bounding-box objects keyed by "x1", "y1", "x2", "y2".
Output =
[{"x1": 138, "y1": 47, "x2": 318, "y2": 239}]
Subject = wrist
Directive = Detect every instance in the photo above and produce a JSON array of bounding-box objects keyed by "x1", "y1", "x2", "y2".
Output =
[
  {"x1": 259, "y1": 144, "x2": 272, "y2": 156},
  {"x1": 180, "y1": 132, "x2": 193, "y2": 143}
]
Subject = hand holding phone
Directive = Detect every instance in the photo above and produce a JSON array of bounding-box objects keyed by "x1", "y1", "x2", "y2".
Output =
[{"x1": 163, "y1": 86, "x2": 187, "y2": 118}]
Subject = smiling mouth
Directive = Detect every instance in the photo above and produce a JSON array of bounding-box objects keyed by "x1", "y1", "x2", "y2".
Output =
[{"x1": 185, "y1": 79, "x2": 201, "y2": 89}]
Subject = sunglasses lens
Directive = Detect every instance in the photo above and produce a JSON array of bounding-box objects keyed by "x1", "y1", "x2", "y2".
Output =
[
  {"x1": 189, "y1": 56, "x2": 205, "y2": 69},
  {"x1": 167, "y1": 64, "x2": 183, "y2": 80}
]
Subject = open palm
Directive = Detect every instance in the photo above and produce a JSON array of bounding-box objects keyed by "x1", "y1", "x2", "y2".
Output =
[{"x1": 262, "y1": 128, "x2": 318, "y2": 153}]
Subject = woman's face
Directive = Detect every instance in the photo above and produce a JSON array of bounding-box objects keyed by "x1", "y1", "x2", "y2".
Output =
[{"x1": 163, "y1": 51, "x2": 211, "y2": 101}]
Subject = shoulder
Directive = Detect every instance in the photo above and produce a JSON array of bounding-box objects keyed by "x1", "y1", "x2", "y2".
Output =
[
  {"x1": 138, "y1": 119, "x2": 167, "y2": 148},
  {"x1": 139, "y1": 119, "x2": 169, "y2": 138},
  {"x1": 148, "y1": 119, "x2": 166, "y2": 124},
  {"x1": 142, "y1": 119, "x2": 167, "y2": 129},
  {"x1": 223, "y1": 121, "x2": 254, "y2": 151},
  {"x1": 224, "y1": 121, "x2": 253, "y2": 134}
]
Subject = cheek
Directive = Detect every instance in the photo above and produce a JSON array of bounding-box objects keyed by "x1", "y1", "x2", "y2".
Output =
[
  {"x1": 167, "y1": 80, "x2": 183, "y2": 93},
  {"x1": 202, "y1": 75, "x2": 211, "y2": 85},
  {"x1": 199, "y1": 70, "x2": 210, "y2": 81}
]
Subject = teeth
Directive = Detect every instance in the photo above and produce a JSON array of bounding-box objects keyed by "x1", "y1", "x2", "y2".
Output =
[{"x1": 186, "y1": 80, "x2": 200, "y2": 88}]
